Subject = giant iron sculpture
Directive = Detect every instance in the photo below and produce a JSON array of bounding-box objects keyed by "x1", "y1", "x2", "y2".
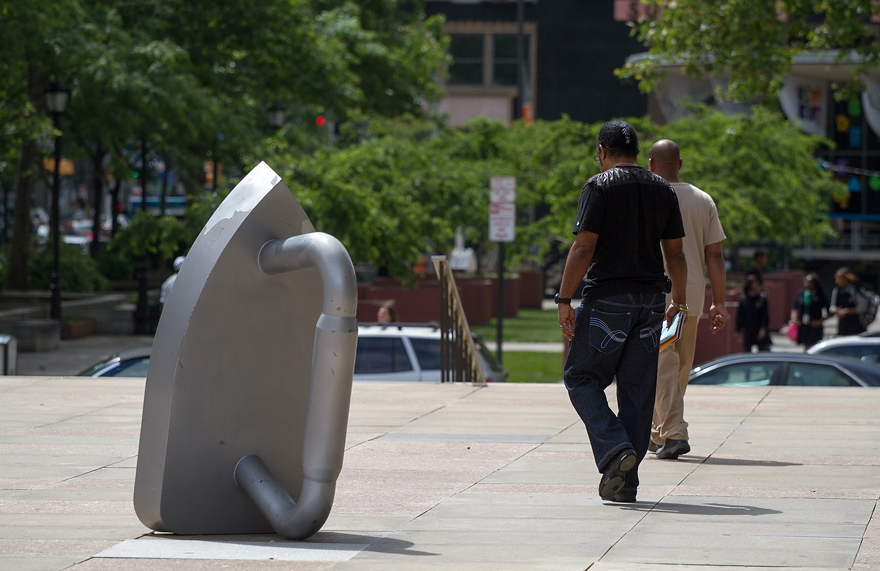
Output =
[{"x1": 134, "y1": 162, "x2": 358, "y2": 540}]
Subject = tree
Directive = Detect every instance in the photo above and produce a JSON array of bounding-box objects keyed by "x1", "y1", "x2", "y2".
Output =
[
  {"x1": 0, "y1": 0, "x2": 449, "y2": 291},
  {"x1": 0, "y1": 0, "x2": 87, "y2": 289},
  {"x1": 646, "y1": 107, "x2": 842, "y2": 247},
  {"x1": 618, "y1": 1, "x2": 880, "y2": 103},
  {"x1": 264, "y1": 110, "x2": 842, "y2": 280}
]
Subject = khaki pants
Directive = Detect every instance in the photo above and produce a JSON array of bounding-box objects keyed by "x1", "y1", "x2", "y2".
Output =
[{"x1": 652, "y1": 315, "x2": 700, "y2": 444}]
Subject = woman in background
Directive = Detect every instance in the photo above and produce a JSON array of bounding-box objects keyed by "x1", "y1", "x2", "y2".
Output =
[
  {"x1": 377, "y1": 302, "x2": 398, "y2": 323},
  {"x1": 791, "y1": 274, "x2": 829, "y2": 349}
]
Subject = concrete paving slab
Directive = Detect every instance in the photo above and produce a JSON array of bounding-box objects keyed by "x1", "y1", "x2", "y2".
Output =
[
  {"x1": 0, "y1": 374, "x2": 877, "y2": 571},
  {"x1": 96, "y1": 538, "x2": 368, "y2": 562}
]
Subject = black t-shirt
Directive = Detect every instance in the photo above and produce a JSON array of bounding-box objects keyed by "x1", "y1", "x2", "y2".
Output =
[{"x1": 572, "y1": 165, "x2": 684, "y2": 301}]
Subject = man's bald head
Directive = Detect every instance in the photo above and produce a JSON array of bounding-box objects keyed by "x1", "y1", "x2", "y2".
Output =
[{"x1": 648, "y1": 139, "x2": 682, "y2": 183}]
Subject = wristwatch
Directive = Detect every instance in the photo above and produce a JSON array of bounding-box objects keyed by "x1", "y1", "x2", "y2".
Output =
[{"x1": 554, "y1": 293, "x2": 572, "y2": 305}]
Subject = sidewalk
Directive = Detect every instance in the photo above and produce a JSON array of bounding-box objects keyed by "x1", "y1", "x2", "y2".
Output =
[{"x1": 0, "y1": 373, "x2": 878, "y2": 570}]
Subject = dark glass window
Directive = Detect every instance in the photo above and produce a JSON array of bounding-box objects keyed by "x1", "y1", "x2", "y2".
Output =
[
  {"x1": 690, "y1": 362, "x2": 776, "y2": 386},
  {"x1": 354, "y1": 338, "x2": 413, "y2": 374},
  {"x1": 785, "y1": 363, "x2": 857, "y2": 386},
  {"x1": 492, "y1": 34, "x2": 528, "y2": 88},
  {"x1": 449, "y1": 34, "x2": 484, "y2": 86},
  {"x1": 411, "y1": 338, "x2": 442, "y2": 371},
  {"x1": 106, "y1": 357, "x2": 151, "y2": 377}
]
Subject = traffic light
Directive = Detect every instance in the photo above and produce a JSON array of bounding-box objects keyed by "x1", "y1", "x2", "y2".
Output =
[{"x1": 316, "y1": 115, "x2": 327, "y2": 127}]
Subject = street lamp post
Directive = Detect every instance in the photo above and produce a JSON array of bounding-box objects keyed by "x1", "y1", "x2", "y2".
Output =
[
  {"x1": 45, "y1": 80, "x2": 69, "y2": 322},
  {"x1": 267, "y1": 103, "x2": 286, "y2": 130}
]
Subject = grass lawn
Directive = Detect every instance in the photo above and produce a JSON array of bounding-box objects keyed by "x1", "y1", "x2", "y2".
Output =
[
  {"x1": 472, "y1": 307, "x2": 565, "y2": 383},
  {"x1": 499, "y1": 351, "x2": 563, "y2": 384},
  {"x1": 471, "y1": 307, "x2": 561, "y2": 343}
]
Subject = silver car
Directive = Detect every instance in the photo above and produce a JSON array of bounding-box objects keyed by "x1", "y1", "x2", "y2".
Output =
[
  {"x1": 807, "y1": 335, "x2": 880, "y2": 363},
  {"x1": 355, "y1": 323, "x2": 508, "y2": 382}
]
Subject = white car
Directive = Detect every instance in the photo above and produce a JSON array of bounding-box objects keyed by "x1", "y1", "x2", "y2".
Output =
[
  {"x1": 355, "y1": 323, "x2": 508, "y2": 383},
  {"x1": 806, "y1": 335, "x2": 880, "y2": 363}
]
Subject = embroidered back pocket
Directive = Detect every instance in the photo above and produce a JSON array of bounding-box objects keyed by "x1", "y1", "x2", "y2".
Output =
[{"x1": 588, "y1": 308, "x2": 630, "y2": 354}]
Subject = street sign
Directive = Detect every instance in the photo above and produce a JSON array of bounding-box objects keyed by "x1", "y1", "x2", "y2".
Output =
[
  {"x1": 490, "y1": 176, "x2": 516, "y2": 203},
  {"x1": 489, "y1": 202, "x2": 516, "y2": 242},
  {"x1": 489, "y1": 177, "x2": 516, "y2": 243}
]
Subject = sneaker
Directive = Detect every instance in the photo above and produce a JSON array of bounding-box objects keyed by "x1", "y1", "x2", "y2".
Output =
[
  {"x1": 655, "y1": 439, "x2": 690, "y2": 460},
  {"x1": 598, "y1": 448, "x2": 637, "y2": 500}
]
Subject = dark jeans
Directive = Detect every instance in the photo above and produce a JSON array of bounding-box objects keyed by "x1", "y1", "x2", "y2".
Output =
[{"x1": 563, "y1": 292, "x2": 666, "y2": 492}]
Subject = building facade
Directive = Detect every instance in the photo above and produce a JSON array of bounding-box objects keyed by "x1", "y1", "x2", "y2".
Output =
[{"x1": 425, "y1": 0, "x2": 648, "y2": 125}]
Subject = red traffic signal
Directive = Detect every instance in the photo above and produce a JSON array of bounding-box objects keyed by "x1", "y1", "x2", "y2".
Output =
[{"x1": 316, "y1": 115, "x2": 327, "y2": 127}]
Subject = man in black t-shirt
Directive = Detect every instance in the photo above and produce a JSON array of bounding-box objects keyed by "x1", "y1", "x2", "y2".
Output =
[{"x1": 556, "y1": 120, "x2": 687, "y2": 503}]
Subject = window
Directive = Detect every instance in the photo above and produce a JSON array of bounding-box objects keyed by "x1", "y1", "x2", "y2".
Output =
[
  {"x1": 449, "y1": 34, "x2": 484, "y2": 86},
  {"x1": 690, "y1": 362, "x2": 776, "y2": 386},
  {"x1": 354, "y1": 338, "x2": 414, "y2": 374},
  {"x1": 107, "y1": 357, "x2": 151, "y2": 378},
  {"x1": 785, "y1": 363, "x2": 857, "y2": 386},
  {"x1": 411, "y1": 338, "x2": 442, "y2": 370},
  {"x1": 492, "y1": 34, "x2": 529, "y2": 88},
  {"x1": 447, "y1": 30, "x2": 534, "y2": 90},
  {"x1": 815, "y1": 344, "x2": 880, "y2": 362}
]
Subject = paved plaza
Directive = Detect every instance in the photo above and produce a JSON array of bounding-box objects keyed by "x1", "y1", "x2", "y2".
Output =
[{"x1": 0, "y1": 354, "x2": 878, "y2": 570}]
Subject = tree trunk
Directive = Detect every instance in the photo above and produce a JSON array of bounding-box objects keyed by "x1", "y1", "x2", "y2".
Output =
[
  {"x1": 89, "y1": 147, "x2": 106, "y2": 259},
  {"x1": 110, "y1": 176, "x2": 122, "y2": 237},
  {"x1": 6, "y1": 142, "x2": 36, "y2": 290}
]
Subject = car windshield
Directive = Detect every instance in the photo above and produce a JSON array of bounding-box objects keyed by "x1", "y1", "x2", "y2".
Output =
[
  {"x1": 815, "y1": 345, "x2": 879, "y2": 362},
  {"x1": 78, "y1": 355, "x2": 151, "y2": 377},
  {"x1": 78, "y1": 356, "x2": 121, "y2": 376}
]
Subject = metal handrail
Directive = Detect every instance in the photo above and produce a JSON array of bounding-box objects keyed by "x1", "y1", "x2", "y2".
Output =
[{"x1": 432, "y1": 256, "x2": 484, "y2": 384}]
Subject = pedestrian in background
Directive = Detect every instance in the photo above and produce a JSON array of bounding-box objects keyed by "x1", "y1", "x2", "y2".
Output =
[
  {"x1": 736, "y1": 275, "x2": 771, "y2": 352},
  {"x1": 647, "y1": 139, "x2": 728, "y2": 461},
  {"x1": 556, "y1": 120, "x2": 687, "y2": 503},
  {"x1": 745, "y1": 250, "x2": 767, "y2": 286},
  {"x1": 830, "y1": 267, "x2": 866, "y2": 336},
  {"x1": 790, "y1": 273, "x2": 829, "y2": 348},
  {"x1": 377, "y1": 302, "x2": 398, "y2": 323},
  {"x1": 159, "y1": 256, "x2": 186, "y2": 307}
]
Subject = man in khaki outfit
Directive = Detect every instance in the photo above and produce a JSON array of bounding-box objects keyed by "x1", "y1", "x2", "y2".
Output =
[{"x1": 648, "y1": 139, "x2": 728, "y2": 459}]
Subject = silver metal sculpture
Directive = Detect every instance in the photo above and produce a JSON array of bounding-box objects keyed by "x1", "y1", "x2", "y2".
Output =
[{"x1": 134, "y1": 161, "x2": 358, "y2": 540}]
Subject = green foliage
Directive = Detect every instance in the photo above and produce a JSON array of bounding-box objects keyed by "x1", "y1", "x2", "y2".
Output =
[
  {"x1": 266, "y1": 109, "x2": 842, "y2": 278},
  {"x1": 100, "y1": 212, "x2": 189, "y2": 280},
  {"x1": 619, "y1": 0, "x2": 880, "y2": 103},
  {"x1": 1, "y1": 0, "x2": 449, "y2": 290},
  {"x1": 649, "y1": 107, "x2": 841, "y2": 247},
  {"x1": 24, "y1": 243, "x2": 109, "y2": 292}
]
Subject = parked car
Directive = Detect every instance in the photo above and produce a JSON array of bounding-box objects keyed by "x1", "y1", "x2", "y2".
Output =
[
  {"x1": 355, "y1": 323, "x2": 507, "y2": 383},
  {"x1": 79, "y1": 324, "x2": 509, "y2": 383},
  {"x1": 78, "y1": 347, "x2": 151, "y2": 377},
  {"x1": 806, "y1": 336, "x2": 880, "y2": 363},
  {"x1": 689, "y1": 352, "x2": 880, "y2": 387}
]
